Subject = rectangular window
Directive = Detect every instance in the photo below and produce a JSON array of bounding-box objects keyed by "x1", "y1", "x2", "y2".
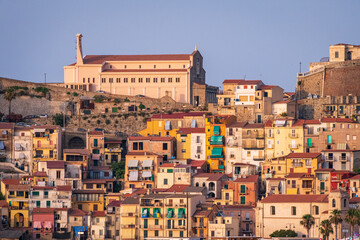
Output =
[
  {"x1": 124, "y1": 78, "x2": 128, "y2": 83},
  {"x1": 164, "y1": 179, "x2": 168, "y2": 185},
  {"x1": 139, "y1": 78, "x2": 143, "y2": 83},
  {"x1": 139, "y1": 142, "x2": 143, "y2": 150},
  {"x1": 109, "y1": 78, "x2": 113, "y2": 83},
  {"x1": 163, "y1": 143, "x2": 168, "y2": 150},
  {"x1": 240, "y1": 185, "x2": 246, "y2": 193},
  {"x1": 153, "y1": 78, "x2": 158, "y2": 83},
  {"x1": 161, "y1": 78, "x2": 165, "y2": 83},
  {"x1": 271, "y1": 206, "x2": 275, "y2": 215},
  {"x1": 291, "y1": 206, "x2": 296, "y2": 215},
  {"x1": 307, "y1": 138, "x2": 312, "y2": 147},
  {"x1": 46, "y1": 201, "x2": 51, "y2": 208},
  {"x1": 116, "y1": 78, "x2": 120, "y2": 83},
  {"x1": 131, "y1": 78, "x2": 135, "y2": 83},
  {"x1": 335, "y1": 51, "x2": 339, "y2": 58},
  {"x1": 176, "y1": 77, "x2": 180, "y2": 83},
  {"x1": 168, "y1": 78, "x2": 172, "y2": 83},
  {"x1": 36, "y1": 201, "x2": 40, "y2": 207},
  {"x1": 56, "y1": 170, "x2": 61, "y2": 179},
  {"x1": 32, "y1": 191, "x2": 39, "y2": 197},
  {"x1": 146, "y1": 78, "x2": 150, "y2": 83},
  {"x1": 133, "y1": 142, "x2": 138, "y2": 150}
]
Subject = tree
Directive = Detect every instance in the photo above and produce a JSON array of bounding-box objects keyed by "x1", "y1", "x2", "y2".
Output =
[
  {"x1": 345, "y1": 209, "x2": 359, "y2": 238},
  {"x1": 111, "y1": 161, "x2": 125, "y2": 179},
  {"x1": 52, "y1": 113, "x2": 66, "y2": 127},
  {"x1": 319, "y1": 219, "x2": 333, "y2": 240},
  {"x1": 269, "y1": 229, "x2": 297, "y2": 237},
  {"x1": 138, "y1": 103, "x2": 145, "y2": 110},
  {"x1": 4, "y1": 89, "x2": 16, "y2": 114},
  {"x1": 300, "y1": 214, "x2": 315, "y2": 239},
  {"x1": 330, "y1": 209, "x2": 343, "y2": 240}
]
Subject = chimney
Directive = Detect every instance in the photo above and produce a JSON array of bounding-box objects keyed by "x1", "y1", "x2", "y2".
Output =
[{"x1": 76, "y1": 34, "x2": 84, "y2": 65}]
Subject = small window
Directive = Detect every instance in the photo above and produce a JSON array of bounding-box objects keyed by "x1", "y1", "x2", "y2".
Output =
[
  {"x1": 291, "y1": 206, "x2": 296, "y2": 215},
  {"x1": 271, "y1": 206, "x2": 275, "y2": 215},
  {"x1": 332, "y1": 199, "x2": 336, "y2": 208},
  {"x1": 335, "y1": 51, "x2": 339, "y2": 58}
]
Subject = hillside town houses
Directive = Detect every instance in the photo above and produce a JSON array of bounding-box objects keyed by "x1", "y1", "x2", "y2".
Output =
[{"x1": 1, "y1": 40, "x2": 360, "y2": 240}]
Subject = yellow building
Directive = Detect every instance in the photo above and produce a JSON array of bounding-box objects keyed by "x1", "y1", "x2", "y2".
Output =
[
  {"x1": 120, "y1": 197, "x2": 140, "y2": 240},
  {"x1": 138, "y1": 112, "x2": 206, "y2": 138},
  {"x1": 262, "y1": 156, "x2": 287, "y2": 180},
  {"x1": 63, "y1": 34, "x2": 218, "y2": 106},
  {"x1": 87, "y1": 131, "x2": 105, "y2": 167},
  {"x1": 104, "y1": 139, "x2": 122, "y2": 166},
  {"x1": 192, "y1": 204, "x2": 220, "y2": 239},
  {"x1": 72, "y1": 189, "x2": 105, "y2": 212},
  {"x1": 206, "y1": 115, "x2": 237, "y2": 173},
  {"x1": 4, "y1": 181, "x2": 30, "y2": 227},
  {"x1": 265, "y1": 119, "x2": 304, "y2": 160},
  {"x1": 285, "y1": 152, "x2": 321, "y2": 175},
  {"x1": 285, "y1": 173, "x2": 315, "y2": 195},
  {"x1": 31, "y1": 125, "x2": 62, "y2": 174},
  {"x1": 176, "y1": 129, "x2": 192, "y2": 161}
]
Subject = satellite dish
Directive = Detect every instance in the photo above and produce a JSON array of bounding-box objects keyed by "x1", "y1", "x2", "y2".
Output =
[{"x1": 320, "y1": 57, "x2": 329, "y2": 62}]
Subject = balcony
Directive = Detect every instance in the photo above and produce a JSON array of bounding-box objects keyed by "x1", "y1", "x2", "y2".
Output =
[
  {"x1": 289, "y1": 144, "x2": 300, "y2": 149},
  {"x1": 65, "y1": 173, "x2": 80, "y2": 179},
  {"x1": 193, "y1": 223, "x2": 205, "y2": 228},
  {"x1": 340, "y1": 156, "x2": 349, "y2": 162},
  {"x1": 288, "y1": 133, "x2": 299, "y2": 138},
  {"x1": 325, "y1": 156, "x2": 335, "y2": 162},
  {"x1": 140, "y1": 225, "x2": 163, "y2": 229},
  {"x1": 243, "y1": 144, "x2": 264, "y2": 149},
  {"x1": 0, "y1": 135, "x2": 8, "y2": 140},
  {"x1": 91, "y1": 144, "x2": 103, "y2": 148},
  {"x1": 10, "y1": 206, "x2": 29, "y2": 210},
  {"x1": 33, "y1": 144, "x2": 57, "y2": 149},
  {"x1": 264, "y1": 173, "x2": 273, "y2": 179},
  {"x1": 256, "y1": 133, "x2": 265, "y2": 139},
  {"x1": 140, "y1": 202, "x2": 154, "y2": 207},
  {"x1": 253, "y1": 157, "x2": 265, "y2": 161},
  {"x1": 121, "y1": 213, "x2": 138, "y2": 217},
  {"x1": 291, "y1": 162, "x2": 303, "y2": 167},
  {"x1": 243, "y1": 218, "x2": 252, "y2": 222},
  {"x1": 210, "y1": 136, "x2": 224, "y2": 145},
  {"x1": 58, "y1": 195, "x2": 69, "y2": 199}
]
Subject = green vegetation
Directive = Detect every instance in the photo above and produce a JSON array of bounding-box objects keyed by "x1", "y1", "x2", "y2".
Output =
[
  {"x1": 297, "y1": 81, "x2": 302, "y2": 86},
  {"x1": 102, "y1": 115, "x2": 106, "y2": 118},
  {"x1": 124, "y1": 97, "x2": 130, "y2": 102},
  {"x1": 329, "y1": 209, "x2": 343, "y2": 240},
  {"x1": 111, "y1": 161, "x2": 125, "y2": 179},
  {"x1": 72, "y1": 92, "x2": 78, "y2": 97},
  {"x1": 34, "y1": 86, "x2": 50, "y2": 96},
  {"x1": 300, "y1": 214, "x2": 315, "y2": 238},
  {"x1": 0, "y1": 191, "x2": 5, "y2": 200},
  {"x1": 94, "y1": 95, "x2": 106, "y2": 103},
  {"x1": 4, "y1": 88, "x2": 16, "y2": 114},
  {"x1": 82, "y1": 116, "x2": 88, "y2": 120},
  {"x1": 269, "y1": 230, "x2": 297, "y2": 237},
  {"x1": 319, "y1": 219, "x2": 333, "y2": 240},
  {"x1": 96, "y1": 119, "x2": 101, "y2": 124},
  {"x1": 105, "y1": 119, "x2": 111, "y2": 125},
  {"x1": 280, "y1": 112, "x2": 288, "y2": 117},
  {"x1": 52, "y1": 113, "x2": 66, "y2": 127},
  {"x1": 67, "y1": 92, "x2": 71, "y2": 95},
  {"x1": 113, "y1": 98, "x2": 120, "y2": 104},
  {"x1": 139, "y1": 103, "x2": 145, "y2": 110}
]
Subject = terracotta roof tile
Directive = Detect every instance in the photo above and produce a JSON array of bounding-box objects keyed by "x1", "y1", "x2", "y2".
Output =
[
  {"x1": 166, "y1": 184, "x2": 190, "y2": 193},
  {"x1": 0, "y1": 200, "x2": 8, "y2": 208},
  {"x1": 32, "y1": 186, "x2": 55, "y2": 190},
  {"x1": 73, "y1": 190, "x2": 105, "y2": 194},
  {"x1": 83, "y1": 54, "x2": 191, "y2": 64},
  {"x1": 177, "y1": 128, "x2": 205, "y2": 134},
  {"x1": 34, "y1": 171, "x2": 48, "y2": 177},
  {"x1": 63, "y1": 149, "x2": 90, "y2": 155},
  {"x1": 127, "y1": 151, "x2": 162, "y2": 156},
  {"x1": 227, "y1": 122, "x2": 247, "y2": 128},
  {"x1": 2, "y1": 179, "x2": 21, "y2": 186},
  {"x1": 82, "y1": 178, "x2": 114, "y2": 184},
  {"x1": 315, "y1": 168, "x2": 334, "y2": 172},
  {"x1": 321, "y1": 118, "x2": 355, "y2": 123},
  {"x1": 92, "y1": 211, "x2": 105, "y2": 217},
  {"x1": 286, "y1": 152, "x2": 321, "y2": 158},
  {"x1": 0, "y1": 123, "x2": 15, "y2": 129},
  {"x1": 222, "y1": 79, "x2": 245, "y2": 84},
  {"x1": 108, "y1": 200, "x2": 121, "y2": 207},
  {"x1": 47, "y1": 161, "x2": 65, "y2": 169},
  {"x1": 160, "y1": 163, "x2": 176, "y2": 168},
  {"x1": 350, "y1": 197, "x2": 360, "y2": 203},
  {"x1": 56, "y1": 185, "x2": 72, "y2": 191},
  {"x1": 234, "y1": 175, "x2": 259, "y2": 183},
  {"x1": 260, "y1": 194, "x2": 328, "y2": 203},
  {"x1": 88, "y1": 131, "x2": 104, "y2": 136},
  {"x1": 193, "y1": 210, "x2": 212, "y2": 217},
  {"x1": 258, "y1": 85, "x2": 278, "y2": 90},
  {"x1": 243, "y1": 123, "x2": 265, "y2": 128},
  {"x1": 194, "y1": 173, "x2": 226, "y2": 181},
  {"x1": 189, "y1": 160, "x2": 206, "y2": 168},
  {"x1": 69, "y1": 208, "x2": 88, "y2": 216}
]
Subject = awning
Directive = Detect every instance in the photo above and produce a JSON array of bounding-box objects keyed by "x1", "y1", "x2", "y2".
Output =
[
  {"x1": 34, "y1": 221, "x2": 42, "y2": 229},
  {"x1": 2, "y1": 130, "x2": 7, "y2": 134},
  {"x1": 34, "y1": 128, "x2": 46, "y2": 133},
  {"x1": 191, "y1": 120, "x2": 197, "y2": 128},
  {"x1": 211, "y1": 148, "x2": 223, "y2": 158},
  {"x1": 19, "y1": 153, "x2": 25, "y2": 159},
  {"x1": 43, "y1": 221, "x2": 53, "y2": 229},
  {"x1": 0, "y1": 142, "x2": 4, "y2": 150},
  {"x1": 129, "y1": 171, "x2": 139, "y2": 181},
  {"x1": 142, "y1": 171, "x2": 152, "y2": 178},
  {"x1": 142, "y1": 160, "x2": 153, "y2": 168},
  {"x1": 210, "y1": 136, "x2": 223, "y2": 144},
  {"x1": 213, "y1": 126, "x2": 220, "y2": 135},
  {"x1": 15, "y1": 143, "x2": 22, "y2": 151},
  {"x1": 165, "y1": 121, "x2": 171, "y2": 131},
  {"x1": 127, "y1": 160, "x2": 139, "y2": 167},
  {"x1": 92, "y1": 154, "x2": 101, "y2": 160}
]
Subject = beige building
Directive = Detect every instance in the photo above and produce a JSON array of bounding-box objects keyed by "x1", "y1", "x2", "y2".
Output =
[
  {"x1": 208, "y1": 215, "x2": 240, "y2": 239},
  {"x1": 64, "y1": 34, "x2": 218, "y2": 106},
  {"x1": 13, "y1": 127, "x2": 32, "y2": 172},
  {"x1": 255, "y1": 191, "x2": 350, "y2": 239}
]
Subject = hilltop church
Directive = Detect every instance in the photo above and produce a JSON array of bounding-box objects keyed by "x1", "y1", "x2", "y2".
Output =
[{"x1": 63, "y1": 34, "x2": 218, "y2": 106}]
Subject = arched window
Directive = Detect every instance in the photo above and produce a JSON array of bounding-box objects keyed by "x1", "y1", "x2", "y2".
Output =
[
  {"x1": 195, "y1": 182, "x2": 199, "y2": 187},
  {"x1": 332, "y1": 199, "x2": 336, "y2": 208},
  {"x1": 202, "y1": 182, "x2": 206, "y2": 187}
]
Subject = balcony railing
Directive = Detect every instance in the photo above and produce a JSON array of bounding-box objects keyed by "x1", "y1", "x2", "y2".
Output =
[
  {"x1": 243, "y1": 144, "x2": 264, "y2": 149},
  {"x1": 140, "y1": 225, "x2": 163, "y2": 229},
  {"x1": 10, "y1": 206, "x2": 29, "y2": 210},
  {"x1": 288, "y1": 133, "x2": 299, "y2": 138},
  {"x1": 340, "y1": 156, "x2": 349, "y2": 162},
  {"x1": 253, "y1": 157, "x2": 265, "y2": 161},
  {"x1": 91, "y1": 144, "x2": 103, "y2": 148},
  {"x1": 289, "y1": 144, "x2": 300, "y2": 149},
  {"x1": 33, "y1": 144, "x2": 57, "y2": 149},
  {"x1": 291, "y1": 162, "x2": 303, "y2": 167}
]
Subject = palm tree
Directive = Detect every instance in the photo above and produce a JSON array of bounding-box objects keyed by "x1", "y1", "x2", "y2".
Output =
[
  {"x1": 330, "y1": 209, "x2": 343, "y2": 240},
  {"x1": 4, "y1": 89, "x2": 15, "y2": 114},
  {"x1": 300, "y1": 214, "x2": 315, "y2": 239},
  {"x1": 345, "y1": 209, "x2": 358, "y2": 239},
  {"x1": 319, "y1": 220, "x2": 333, "y2": 240}
]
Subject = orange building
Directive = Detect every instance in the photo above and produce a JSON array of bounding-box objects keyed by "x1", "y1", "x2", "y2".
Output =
[{"x1": 230, "y1": 175, "x2": 259, "y2": 206}]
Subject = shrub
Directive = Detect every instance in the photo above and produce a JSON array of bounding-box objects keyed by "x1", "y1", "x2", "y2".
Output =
[
  {"x1": 87, "y1": 120, "x2": 90, "y2": 123},
  {"x1": 113, "y1": 98, "x2": 120, "y2": 104},
  {"x1": 167, "y1": 110, "x2": 173, "y2": 114},
  {"x1": 67, "y1": 92, "x2": 71, "y2": 95},
  {"x1": 280, "y1": 112, "x2": 288, "y2": 117},
  {"x1": 105, "y1": 119, "x2": 111, "y2": 125},
  {"x1": 297, "y1": 81, "x2": 301, "y2": 86},
  {"x1": 102, "y1": 115, "x2": 106, "y2": 118},
  {"x1": 270, "y1": 230, "x2": 297, "y2": 238},
  {"x1": 94, "y1": 95, "x2": 106, "y2": 103},
  {"x1": 92, "y1": 116, "x2": 97, "y2": 119},
  {"x1": 124, "y1": 97, "x2": 130, "y2": 102},
  {"x1": 117, "y1": 114, "x2": 122, "y2": 118},
  {"x1": 83, "y1": 116, "x2": 88, "y2": 120},
  {"x1": 72, "y1": 92, "x2": 78, "y2": 97},
  {"x1": 96, "y1": 120, "x2": 101, "y2": 124},
  {"x1": 139, "y1": 103, "x2": 145, "y2": 110},
  {"x1": 52, "y1": 113, "x2": 66, "y2": 127},
  {"x1": 34, "y1": 87, "x2": 50, "y2": 96}
]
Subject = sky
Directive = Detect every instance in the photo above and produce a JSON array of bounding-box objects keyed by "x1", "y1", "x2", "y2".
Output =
[{"x1": 1, "y1": 0, "x2": 360, "y2": 91}]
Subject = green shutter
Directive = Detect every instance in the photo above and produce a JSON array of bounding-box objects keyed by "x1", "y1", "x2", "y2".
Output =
[
  {"x1": 320, "y1": 182, "x2": 325, "y2": 190},
  {"x1": 307, "y1": 138, "x2": 312, "y2": 147},
  {"x1": 94, "y1": 139, "x2": 98, "y2": 147},
  {"x1": 240, "y1": 196, "x2": 246, "y2": 204},
  {"x1": 46, "y1": 201, "x2": 51, "y2": 207},
  {"x1": 327, "y1": 135, "x2": 332, "y2": 144},
  {"x1": 211, "y1": 148, "x2": 223, "y2": 158},
  {"x1": 240, "y1": 185, "x2": 246, "y2": 193},
  {"x1": 167, "y1": 169, "x2": 173, "y2": 173},
  {"x1": 112, "y1": 107, "x2": 118, "y2": 113}
]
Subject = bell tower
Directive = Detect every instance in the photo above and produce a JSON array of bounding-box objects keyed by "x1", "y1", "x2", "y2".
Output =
[{"x1": 76, "y1": 33, "x2": 84, "y2": 65}]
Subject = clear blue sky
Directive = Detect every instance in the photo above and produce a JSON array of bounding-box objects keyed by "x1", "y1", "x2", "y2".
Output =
[{"x1": 1, "y1": 0, "x2": 359, "y2": 91}]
